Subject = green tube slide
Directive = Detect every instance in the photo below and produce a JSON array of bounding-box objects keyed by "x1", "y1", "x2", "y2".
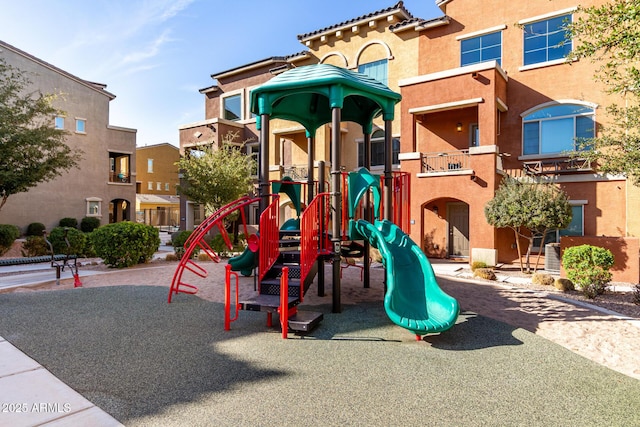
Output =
[
  {"x1": 228, "y1": 246, "x2": 258, "y2": 277},
  {"x1": 352, "y1": 218, "x2": 459, "y2": 336}
]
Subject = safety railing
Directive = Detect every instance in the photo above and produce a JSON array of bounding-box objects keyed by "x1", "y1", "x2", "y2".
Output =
[
  {"x1": 224, "y1": 264, "x2": 240, "y2": 331},
  {"x1": 300, "y1": 192, "x2": 331, "y2": 286},
  {"x1": 340, "y1": 171, "x2": 411, "y2": 237},
  {"x1": 523, "y1": 158, "x2": 592, "y2": 175},
  {"x1": 258, "y1": 194, "x2": 280, "y2": 283},
  {"x1": 279, "y1": 267, "x2": 289, "y2": 339},
  {"x1": 421, "y1": 150, "x2": 470, "y2": 174},
  {"x1": 109, "y1": 172, "x2": 131, "y2": 183}
]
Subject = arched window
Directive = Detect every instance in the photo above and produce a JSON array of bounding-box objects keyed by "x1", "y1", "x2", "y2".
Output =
[
  {"x1": 358, "y1": 59, "x2": 388, "y2": 86},
  {"x1": 522, "y1": 103, "x2": 595, "y2": 156}
]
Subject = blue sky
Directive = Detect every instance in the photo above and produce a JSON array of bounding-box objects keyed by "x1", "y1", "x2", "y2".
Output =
[{"x1": 0, "y1": 1, "x2": 442, "y2": 146}]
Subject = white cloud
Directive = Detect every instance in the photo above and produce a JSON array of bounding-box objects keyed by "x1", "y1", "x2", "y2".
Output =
[{"x1": 121, "y1": 29, "x2": 174, "y2": 65}]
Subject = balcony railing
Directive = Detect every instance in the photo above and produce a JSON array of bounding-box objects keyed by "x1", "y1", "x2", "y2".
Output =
[
  {"x1": 523, "y1": 158, "x2": 592, "y2": 176},
  {"x1": 421, "y1": 150, "x2": 471, "y2": 174},
  {"x1": 282, "y1": 165, "x2": 309, "y2": 181},
  {"x1": 109, "y1": 172, "x2": 131, "y2": 183}
]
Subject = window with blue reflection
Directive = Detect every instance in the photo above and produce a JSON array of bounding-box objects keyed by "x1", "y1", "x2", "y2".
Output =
[
  {"x1": 522, "y1": 104, "x2": 594, "y2": 156},
  {"x1": 523, "y1": 14, "x2": 572, "y2": 66},
  {"x1": 461, "y1": 31, "x2": 502, "y2": 66}
]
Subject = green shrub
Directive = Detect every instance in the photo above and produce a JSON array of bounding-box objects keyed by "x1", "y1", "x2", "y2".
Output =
[
  {"x1": 171, "y1": 230, "x2": 193, "y2": 260},
  {"x1": 473, "y1": 268, "x2": 497, "y2": 281},
  {"x1": 562, "y1": 244, "x2": 614, "y2": 299},
  {"x1": 80, "y1": 217, "x2": 101, "y2": 232},
  {"x1": 82, "y1": 231, "x2": 97, "y2": 258},
  {"x1": 59, "y1": 217, "x2": 78, "y2": 228},
  {"x1": 532, "y1": 273, "x2": 554, "y2": 286},
  {"x1": 91, "y1": 222, "x2": 160, "y2": 268},
  {"x1": 197, "y1": 252, "x2": 214, "y2": 261},
  {"x1": 26, "y1": 222, "x2": 46, "y2": 237},
  {"x1": 48, "y1": 227, "x2": 86, "y2": 255},
  {"x1": 21, "y1": 236, "x2": 49, "y2": 257},
  {"x1": 471, "y1": 261, "x2": 488, "y2": 271},
  {"x1": 554, "y1": 278, "x2": 575, "y2": 292},
  {"x1": 0, "y1": 224, "x2": 20, "y2": 256},
  {"x1": 209, "y1": 232, "x2": 246, "y2": 256}
]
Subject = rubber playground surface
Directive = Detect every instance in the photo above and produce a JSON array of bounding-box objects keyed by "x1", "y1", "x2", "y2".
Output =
[{"x1": 1, "y1": 261, "x2": 639, "y2": 426}]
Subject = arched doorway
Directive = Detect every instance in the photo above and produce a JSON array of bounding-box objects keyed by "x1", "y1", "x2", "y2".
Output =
[{"x1": 109, "y1": 199, "x2": 131, "y2": 223}]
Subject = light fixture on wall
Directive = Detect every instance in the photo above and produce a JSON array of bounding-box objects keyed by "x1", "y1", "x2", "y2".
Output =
[
  {"x1": 456, "y1": 122, "x2": 463, "y2": 132},
  {"x1": 432, "y1": 205, "x2": 439, "y2": 215}
]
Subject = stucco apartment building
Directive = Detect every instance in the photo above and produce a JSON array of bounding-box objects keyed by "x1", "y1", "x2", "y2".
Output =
[
  {"x1": 180, "y1": 1, "x2": 639, "y2": 281},
  {"x1": 0, "y1": 40, "x2": 136, "y2": 232},
  {"x1": 397, "y1": 0, "x2": 639, "y2": 282},
  {"x1": 179, "y1": 2, "x2": 420, "y2": 229},
  {"x1": 135, "y1": 143, "x2": 180, "y2": 229}
]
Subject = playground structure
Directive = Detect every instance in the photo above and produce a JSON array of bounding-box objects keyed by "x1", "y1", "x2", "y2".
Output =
[{"x1": 168, "y1": 64, "x2": 459, "y2": 339}]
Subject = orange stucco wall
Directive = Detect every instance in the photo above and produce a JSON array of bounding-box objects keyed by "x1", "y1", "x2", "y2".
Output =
[{"x1": 561, "y1": 236, "x2": 639, "y2": 284}]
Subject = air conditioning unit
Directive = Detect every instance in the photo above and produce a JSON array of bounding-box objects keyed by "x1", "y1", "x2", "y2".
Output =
[{"x1": 545, "y1": 243, "x2": 561, "y2": 272}]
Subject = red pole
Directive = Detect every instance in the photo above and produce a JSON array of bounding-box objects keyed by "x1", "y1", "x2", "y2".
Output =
[
  {"x1": 280, "y1": 267, "x2": 289, "y2": 339},
  {"x1": 224, "y1": 265, "x2": 232, "y2": 331}
]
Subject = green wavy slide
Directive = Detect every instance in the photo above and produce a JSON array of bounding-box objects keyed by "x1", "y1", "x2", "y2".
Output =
[{"x1": 352, "y1": 218, "x2": 460, "y2": 337}]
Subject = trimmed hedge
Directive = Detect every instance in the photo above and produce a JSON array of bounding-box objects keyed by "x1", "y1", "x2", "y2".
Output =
[
  {"x1": 59, "y1": 217, "x2": 78, "y2": 228},
  {"x1": 562, "y1": 244, "x2": 614, "y2": 299},
  {"x1": 26, "y1": 222, "x2": 46, "y2": 237},
  {"x1": 48, "y1": 227, "x2": 86, "y2": 255},
  {"x1": 91, "y1": 222, "x2": 160, "y2": 268},
  {"x1": 80, "y1": 216, "x2": 101, "y2": 232},
  {"x1": 0, "y1": 224, "x2": 20, "y2": 256}
]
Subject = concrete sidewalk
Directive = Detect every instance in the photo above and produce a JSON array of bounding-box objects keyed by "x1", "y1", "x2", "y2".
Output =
[{"x1": 0, "y1": 337, "x2": 123, "y2": 426}]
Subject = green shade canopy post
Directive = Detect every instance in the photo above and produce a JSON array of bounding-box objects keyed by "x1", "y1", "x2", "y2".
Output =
[{"x1": 250, "y1": 64, "x2": 401, "y2": 313}]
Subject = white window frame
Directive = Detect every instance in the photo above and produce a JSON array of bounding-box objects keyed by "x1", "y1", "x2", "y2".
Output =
[
  {"x1": 165, "y1": 182, "x2": 170, "y2": 191},
  {"x1": 147, "y1": 158, "x2": 154, "y2": 173},
  {"x1": 75, "y1": 118, "x2": 86, "y2": 134},
  {"x1": 533, "y1": 201, "x2": 585, "y2": 251},
  {"x1": 86, "y1": 197, "x2": 102, "y2": 217},
  {"x1": 148, "y1": 182, "x2": 153, "y2": 190},
  {"x1": 221, "y1": 89, "x2": 244, "y2": 122},
  {"x1": 246, "y1": 86, "x2": 258, "y2": 122},
  {"x1": 519, "y1": 101, "x2": 597, "y2": 159},
  {"x1": 54, "y1": 116, "x2": 65, "y2": 130},
  {"x1": 157, "y1": 182, "x2": 162, "y2": 191},
  {"x1": 518, "y1": 8, "x2": 576, "y2": 71},
  {"x1": 457, "y1": 25, "x2": 506, "y2": 67}
]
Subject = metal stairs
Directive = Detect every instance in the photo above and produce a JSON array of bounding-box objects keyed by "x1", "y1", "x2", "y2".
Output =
[{"x1": 238, "y1": 228, "x2": 323, "y2": 334}]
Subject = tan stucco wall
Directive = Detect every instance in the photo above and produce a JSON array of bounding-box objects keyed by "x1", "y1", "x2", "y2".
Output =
[
  {"x1": 1, "y1": 44, "x2": 136, "y2": 232},
  {"x1": 136, "y1": 144, "x2": 180, "y2": 195}
]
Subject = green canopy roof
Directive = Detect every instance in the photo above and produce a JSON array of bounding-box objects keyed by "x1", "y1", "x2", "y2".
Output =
[{"x1": 250, "y1": 64, "x2": 401, "y2": 135}]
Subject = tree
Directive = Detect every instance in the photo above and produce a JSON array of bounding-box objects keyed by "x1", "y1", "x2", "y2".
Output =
[
  {"x1": 0, "y1": 58, "x2": 81, "y2": 212},
  {"x1": 176, "y1": 131, "x2": 256, "y2": 239},
  {"x1": 485, "y1": 177, "x2": 573, "y2": 273},
  {"x1": 567, "y1": 0, "x2": 640, "y2": 184}
]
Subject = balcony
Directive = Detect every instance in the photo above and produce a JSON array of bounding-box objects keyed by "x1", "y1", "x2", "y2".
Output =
[
  {"x1": 109, "y1": 172, "x2": 131, "y2": 183},
  {"x1": 108, "y1": 151, "x2": 131, "y2": 184},
  {"x1": 523, "y1": 158, "x2": 592, "y2": 176},
  {"x1": 421, "y1": 150, "x2": 471, "y2": 175}
]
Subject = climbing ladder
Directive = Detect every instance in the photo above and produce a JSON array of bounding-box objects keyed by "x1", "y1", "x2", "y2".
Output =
[{"x1": 167, "y1": 196, "x2": 259, "y2": 303}]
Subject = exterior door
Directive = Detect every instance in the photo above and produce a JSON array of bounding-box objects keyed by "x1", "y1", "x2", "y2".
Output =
[{"x1": 448, "y1": 202, "x2": 469, "y2": 257}]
